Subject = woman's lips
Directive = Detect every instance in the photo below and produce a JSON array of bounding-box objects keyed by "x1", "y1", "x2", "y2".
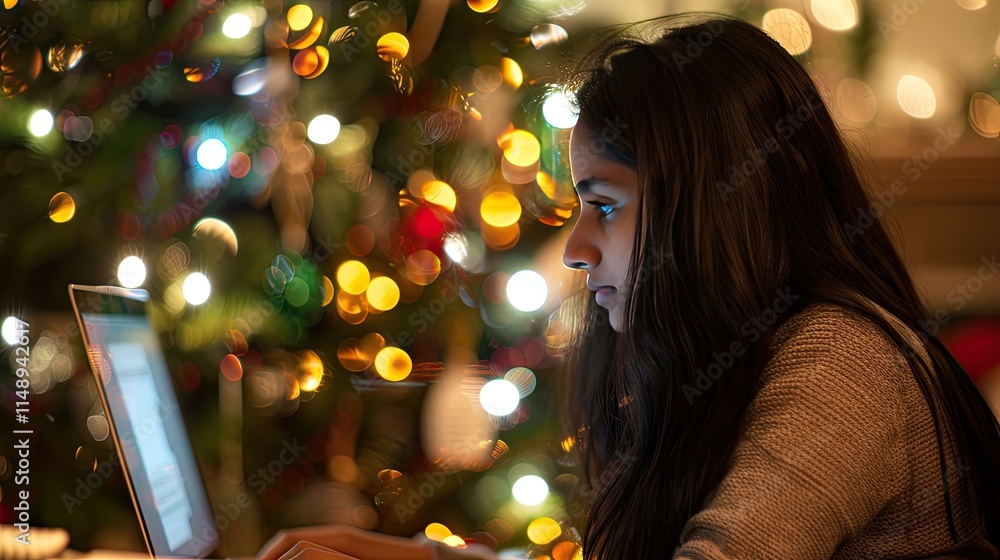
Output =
[{"x1": 595, "y1": 287, "x2": 615, "y2": 307}]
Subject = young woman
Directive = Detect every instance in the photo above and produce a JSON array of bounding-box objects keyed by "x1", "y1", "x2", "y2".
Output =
[{"x1": 257, "y1": 12, "x2": 1000, "y2": 560}]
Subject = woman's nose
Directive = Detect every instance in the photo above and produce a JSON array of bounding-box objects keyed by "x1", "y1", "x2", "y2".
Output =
[{"x1": 562, "y1": 220, "x2": 600, "y2": 270}]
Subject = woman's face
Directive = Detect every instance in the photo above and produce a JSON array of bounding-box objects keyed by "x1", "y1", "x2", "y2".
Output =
[{"x1": 562, "y1": 123, "x2": 640, "y2": 333}]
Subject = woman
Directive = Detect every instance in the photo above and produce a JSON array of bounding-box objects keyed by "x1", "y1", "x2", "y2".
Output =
[{"x1": 258, "y1": 13, "x2": 1000, "y2": 560}]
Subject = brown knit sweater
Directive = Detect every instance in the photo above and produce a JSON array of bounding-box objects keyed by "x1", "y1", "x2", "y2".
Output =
[{"x1": 673, "y1": 302, "x2": 998, "y2": 559}]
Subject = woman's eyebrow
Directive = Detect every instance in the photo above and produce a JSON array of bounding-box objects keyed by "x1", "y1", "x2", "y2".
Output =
[
  {"x1": 575, "y1": 177, "x2": 619, "y2": 197},
  {"x1": 575, "y1": 177, "x2": 602, "y2": 195}
]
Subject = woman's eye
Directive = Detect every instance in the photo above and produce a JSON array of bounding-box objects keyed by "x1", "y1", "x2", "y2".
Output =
[{"x1": 587, "y1": 201, "x2": 615, "y2": 218}]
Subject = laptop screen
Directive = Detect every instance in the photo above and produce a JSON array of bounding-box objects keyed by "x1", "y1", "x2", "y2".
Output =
[{"x1": 71, "y1": 286, "x2": 219, "y2": 558}]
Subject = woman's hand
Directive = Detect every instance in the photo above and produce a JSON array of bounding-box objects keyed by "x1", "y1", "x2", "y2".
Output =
[{"x1": 256, "y1": 525, "x2": 498, "y2": 560}]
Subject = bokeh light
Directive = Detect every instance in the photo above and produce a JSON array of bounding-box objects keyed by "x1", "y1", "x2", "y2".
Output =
[
  {"x1": 762, "y1": 9, "x2": 813, "y2": 55},
  {"x1": 366, "y1": 277, "x2": 400, "y2": 311},
  {"x1": 511, "y1": 474, "x2": 548, "y2": 506},
  {"x1": 425, "y1": 523, "x2": 452, "y2": 542},
  {"x1": 376, "y1": 32, "x2": 409, "y2": 61},
  {"x1": 421, "y1": 180, "x2": 457, "y2": 211},
  {"x1": 506, "y1": 270, "x2": 547, "y2": 312},
  {"x1": 220, "y1": 354, "x2": 243, "y2": 381},
  {"x1": 117, "y1": 256, "x2": 146, "y2": 288},
  {"x1": 527, "y1": 517, "x2": 561, "y2": 545},
  {"x1": 29, "y1": 109, "x2": 53, "y2": 136},
  {"x1": 969, "y1": 92, "x2": 1000, "y2": 138},
  {"x1": 2, "y1": 317, "x2": 20, "y2": 345},
  {"x1": 807, "y1": 0, "x2": 857, "y2": 31},
  {"x1": 501, "y1": 130, "x2": 540, "y2": 167},
  {"x1": 48, "y1": 192, "x2": 76, "y2": 223},
  {"x1": 481, "y1": 192, "x2": 521, "y2": 227},
  {"x1": 287, "y1": 4, "x2": 313, "y2": 31},
  {"x1": 405, "y1": 250, "x2": 442, "y2": 285},
  {"x1": 479, "y1": 379, "x2": 520, "y2": 416},
  {"x1": 308, "y1": 114, "x2": 341, "y2": 144},
  {"x1": 222, "y1": 13, "x2": 253, "y2": 39},
  {"x1": 182, "y1": 272, "x2": 211, "y2": 305},
  {"x1": 501, "y1": 57, "x2": 522, "y2": 89},
  {"x1": 542, "y1": 89, "x2": 578, "y2": 129},
  {"x1": 374, "y1": 346, "x2": 412, "y2": 382},
  {"x1": 467, "y1": 0, "x2": 499, "y2": 13},
  {"x1": 197, "y1": 138, "x2": 229, "y2": 170},
  {"x1": 336, "y1": 260, "x2": 370, "y2": 295},
  {"x1": 897, "y1": 75, "x2": 936, "y2": 119},
  {"x1": 297, "y1": 350, "x2": 324, "y2": 391},
  {"x1": 293, "y1": 46, "x2": 330, "y2": 79},
  {"x1": 529, "y1": 24, "x2": 568, "y2": 49}
]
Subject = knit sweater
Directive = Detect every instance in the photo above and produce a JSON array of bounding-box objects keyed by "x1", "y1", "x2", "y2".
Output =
[{"x1": 672, "y1": 302, "x2": 998, "y2": 559}]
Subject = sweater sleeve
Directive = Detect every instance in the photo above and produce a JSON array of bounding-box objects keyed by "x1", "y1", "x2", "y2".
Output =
[{"x1": 672, "y1": 310, "x2": 910, "y2": 559}]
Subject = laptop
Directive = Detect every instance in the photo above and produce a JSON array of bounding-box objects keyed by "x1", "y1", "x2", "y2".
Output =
[{"x1": 69, "y1": 285, "x2": 236, "y2": 559}]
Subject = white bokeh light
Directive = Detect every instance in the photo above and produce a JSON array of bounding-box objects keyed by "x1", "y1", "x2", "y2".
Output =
[
  {"x1": 511, "y1": 475, "x2": 548, "y2": 506},
  {"x1": 222, "y1": 13, "x2": 253, "y2": 39},
  {"x1": 897, "y1": 75, "x2": 937, "y2": 119},
  {"x1": 117, "y1": 256, "x2": 147, "y2": 288},
  {"x1": 2, "y1": 317, "x2": 21, "y2": 345},
  {"x1": 541, "y1": 89, "x2": 578, "y2": 129},
  {"x1": 479, "y1": 379, "x2": 521, "y2": 416},
  {"x1": 29, "y1": 109, "x2": 54, "y2": 137},
  {"x1": 307, "y1": 114, "x2": 341, "y2": 145},
  {"x1": 506, "y1": 270, "x2": 547, "y2": 312},
  {"x1": 196, "y1": 138, "x2": 229, "y2": 170},
  {"x1": 182, "y1": 272, "x2": 212, "y2": 305}
]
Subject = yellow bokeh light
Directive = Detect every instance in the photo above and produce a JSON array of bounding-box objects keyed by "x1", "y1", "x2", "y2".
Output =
[
  {"x1": 762, "y1": 9, "x2": 812, "y2": 55},
  {"x1": 527, "y1": 517, "x2": 562, "y2": 546},
  {"x1": 297, "y1": 350, "x2": 324, "y2": 392},
  {"x1": 502, "y1": 130, "x2": 540, "y2": 167},
  {"x1": 337, "y1": 260, "x2": 371, "y2": 295},
  {"x1": 377, "y1": 32, "x2": 410, "y2": 61},
  {"x1": 48, "y1": 192, "x2": 76, "y2": 223},
  {"x1": 501, "y1": 57, "x2": 522, "y2": 89},
  {"x1": 321, "y1": 276, "x2": 335, "y2": 306},
  {"x1": 441, "y1": 535, "x2": 466, "y2": 547},
  {"x1": 481, "y1": 191, "x2": 521, "y2": 227},
  {"x1": 405, "y1": 250, "x2": 442, "y2": 285},
  {"x1": 467, "y1": 0, "x2": 499, "y2": 13},
  {"x1": 287, "y1": 4, "x2": 313, "y2": 31},
  {"x1": 375, "y1": 346, "x2": 412, "y2": 382},
  {"x1": 424, "y1": 523, "x2": 452, "y2": 542},
  {"x1": 288, "y1": 16, "x2": 324, "y2": 50},
  {"x1": 366, "y1": 276, "x2": 400, "y2": 312},
  {"x1": 422, "y1": 180, "x2": 457, "y2": 211},
  {"x1": 552, "y1": 542, "x2": 582, "y2": 560},
  {"x1": 807, "y1": 0, "x2": 857, "y2": 31},
  {"x1": 481, "y1": 222, "x2": 520, "y2": 250}
]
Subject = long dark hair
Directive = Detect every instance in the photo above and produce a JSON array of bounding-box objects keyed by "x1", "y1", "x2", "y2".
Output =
[{"x1": 554, "y1": 12, "x2": 1000, "y2": 558}]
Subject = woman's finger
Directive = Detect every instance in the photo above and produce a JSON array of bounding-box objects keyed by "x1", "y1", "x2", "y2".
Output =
[
  {"x1": 258, "y1": 527, "x2": 346, "y2": 560},
  {"x1": 276, "y1": 540, "x2": 358, "y2": 560}
]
